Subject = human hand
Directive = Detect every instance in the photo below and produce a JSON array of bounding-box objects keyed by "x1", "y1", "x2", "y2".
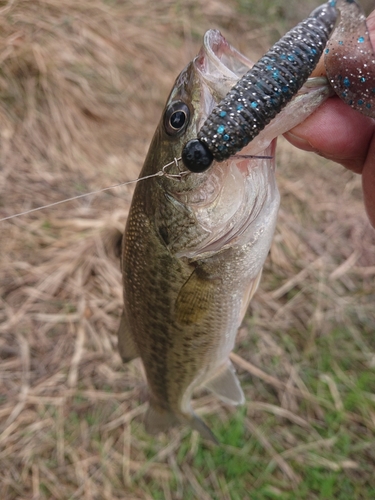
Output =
[{"x1": 284, "y1": 10, "x2": 375, "y2": 228}]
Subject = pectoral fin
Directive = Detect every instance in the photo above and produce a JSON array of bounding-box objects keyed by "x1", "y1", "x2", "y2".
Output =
[
  {"x1": 204, "y1": 362, "x2": 244, "y2": 405},
  {"x1": 239, "y1": 270, "x2": 262, "y2": 321},
  {"x1": 175, "y1": 267, "x2": 218, "y2": 325},
  {"x1": 117, "y1": 311, "x2": 139, "y2": 362}
]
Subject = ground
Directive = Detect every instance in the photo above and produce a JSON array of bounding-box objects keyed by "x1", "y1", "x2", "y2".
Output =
[{"x1": 1, "y1": 1, "x2": 375, "y2": 499}]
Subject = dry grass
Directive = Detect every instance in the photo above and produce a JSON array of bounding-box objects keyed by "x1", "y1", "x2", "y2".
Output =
[{"x1": 1, "y1": 0, "x2": 375, "y2": 499}]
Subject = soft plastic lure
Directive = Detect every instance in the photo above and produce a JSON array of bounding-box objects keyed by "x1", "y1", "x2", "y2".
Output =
[
  {"x1": 182, "y1": 0, "x2": 375, "y2": 173},
  {"x1": 325, "y1": 0, "x2": 375, "y2": 117}
]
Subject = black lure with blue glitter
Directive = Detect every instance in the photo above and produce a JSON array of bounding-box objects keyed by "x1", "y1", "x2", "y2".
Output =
[{"x1": 195, "y1": 3, "x2": 337, "y2": 163}]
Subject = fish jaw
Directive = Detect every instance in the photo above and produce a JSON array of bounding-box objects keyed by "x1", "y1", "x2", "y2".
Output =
[
  {"x1": 194, "y1": 29, "x2": 254, "y2": 110},
  {"x1": 173, "y1": 141, "x2": 280, "y2": 259}
]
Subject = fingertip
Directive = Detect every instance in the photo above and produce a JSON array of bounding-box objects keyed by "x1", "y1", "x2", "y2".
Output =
[
  {"x1": 283, "y1": 130, "x2": 317, "y2": 153},
  {"x1": 284, "y1": 97, "x2": 375, "y2": 172}
]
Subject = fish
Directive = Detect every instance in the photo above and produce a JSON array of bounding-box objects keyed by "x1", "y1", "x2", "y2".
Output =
[
  {"x1": 117, "y1": 1, "x2": 375, "y2": 442},
  {"x1": 117, "y1": 38, "x2": 330, "y2": 443}
]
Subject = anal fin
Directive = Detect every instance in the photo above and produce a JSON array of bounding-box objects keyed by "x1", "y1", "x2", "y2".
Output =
[
  {"x1": 204, "y1": 362, "x2": 245, "y2": 406},
  {"x1": 117, "y1": 311, "x2": 139, "y2": 363}
]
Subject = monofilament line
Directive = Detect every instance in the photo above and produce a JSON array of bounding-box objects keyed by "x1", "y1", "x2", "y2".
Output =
[
  {"x1": 0, "y1": 172, "x2": 163, "y2": 223},
  {"x1": 0, "y1": 154, "x2": 273, "y2": 222}
]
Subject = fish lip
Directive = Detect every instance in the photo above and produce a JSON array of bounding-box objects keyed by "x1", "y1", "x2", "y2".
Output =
[
  {"x1": 193, "y1": 29, "x2": 254, "y2": 128},
  {"x1": 195, "y1": 29, "x2": 253, "y2": 81}
]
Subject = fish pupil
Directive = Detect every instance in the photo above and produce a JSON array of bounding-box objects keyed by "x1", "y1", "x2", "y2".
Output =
[
  {"x1": 164, "y1": 101, "x2": 190, "y2": 136},
  {"x1": 170, "y1": 110, "x2": 186, "y2": 130}
]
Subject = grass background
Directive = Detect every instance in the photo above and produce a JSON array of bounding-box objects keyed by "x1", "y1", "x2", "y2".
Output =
[{"x1": 0, "y1": 0, "x2": 375, "y2": 498}]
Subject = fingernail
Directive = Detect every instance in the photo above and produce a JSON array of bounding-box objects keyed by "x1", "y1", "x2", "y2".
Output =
[{"x1": 284, "y1": 131, "x2": 318, "y2": 153}]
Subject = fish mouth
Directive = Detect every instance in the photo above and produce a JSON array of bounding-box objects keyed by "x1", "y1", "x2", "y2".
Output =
[
  {"x1": 194, "y1": 30, "x2": 254, "y2": 128},
  {"x1": 173, "y1": 31, "x2": 279, "y2": 258},
  {"x1": 177, "y1": 142, "x2": 278, "y2": 258},
  {"x1": 176, "y1": 29, "x2": 327, "y2": 258}
]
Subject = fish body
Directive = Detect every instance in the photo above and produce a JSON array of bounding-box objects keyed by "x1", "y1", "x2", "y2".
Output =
[{"x1": 118, "y1": 29, "x2": 332, "y2": 441}]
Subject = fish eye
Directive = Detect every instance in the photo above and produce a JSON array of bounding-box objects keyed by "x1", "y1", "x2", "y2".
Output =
[{"x1": 164, "y1": 101, "x2": 190, "y2": 136}]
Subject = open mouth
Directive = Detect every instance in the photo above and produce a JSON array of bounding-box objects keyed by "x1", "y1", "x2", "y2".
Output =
[
  {"x1": 173, "y1": 31, "x2": 281, "y2": 259},
  {"x1": 195, "y1": 30, "x2": 253, "y2": 97},
  {"x1": 194, "y1": 30, "x2": 254, "y2": 128}
]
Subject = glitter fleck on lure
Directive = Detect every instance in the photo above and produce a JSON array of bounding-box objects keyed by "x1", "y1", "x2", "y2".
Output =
[
  {"x1": 325, "y1": 0, "x2": 375, "y2": 117},
  {"x1": 182, "y1": 0, "x2": 375, "y2": 172}
]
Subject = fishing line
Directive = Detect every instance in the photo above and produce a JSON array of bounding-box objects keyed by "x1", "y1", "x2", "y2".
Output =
[
  {"x1": 0, "y1": 172, "x2": 163, "y2": 223},
  {"x1": 0, "y1": 154, "x2": 273, "y2": 223}
]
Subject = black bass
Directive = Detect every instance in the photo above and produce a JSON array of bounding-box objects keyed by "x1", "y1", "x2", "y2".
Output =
[
  {"x1": 117, "y1": 43, "x2": 331, "y2": 443},
  {"x1": 118, "y1": 1, "x2": 374, "y2": 442}
]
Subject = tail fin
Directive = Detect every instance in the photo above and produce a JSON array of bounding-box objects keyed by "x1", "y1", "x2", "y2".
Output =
[
  {"x1": 144, "y1": 401, "x2": 218, "y2": 444},
  {"x1": 144, "y1": 403, "x2": 179, "y2": 435},
  {"x1": 191, "y1": 414, "x2": 219, "y2": 444}
]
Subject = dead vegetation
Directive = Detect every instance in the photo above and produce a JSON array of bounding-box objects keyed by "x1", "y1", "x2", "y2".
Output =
[{"x1": 1, "y1": 0, "x2": 375, "y2": 498}]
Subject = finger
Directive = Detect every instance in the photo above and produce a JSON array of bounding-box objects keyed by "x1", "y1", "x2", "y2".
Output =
[
  {"x1": 284, "y1": 97, "x2": 375, "y2": 173},
  {"x1": 285, "y1": 9, "x2": 375, "y2": 172},
  {"x1": 311, "y1": 8, "x2": 375, "y2": 78}
]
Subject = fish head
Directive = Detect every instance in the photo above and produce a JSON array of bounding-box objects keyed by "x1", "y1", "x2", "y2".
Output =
[
  {"x1": 140, "y1": 30, "x2": 329, "y2": 259},
  {"x1": 146, "y1": 29, "x2": 251, "y2": 177}
]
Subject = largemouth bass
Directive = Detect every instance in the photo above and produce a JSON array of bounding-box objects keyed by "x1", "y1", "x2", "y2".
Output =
[
  {"x1": 117, "y1": 39, "x2": 332, "y2": 442},
  {"x1": 118, "y1": 1, "x2": 374, "y2": 442}
]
